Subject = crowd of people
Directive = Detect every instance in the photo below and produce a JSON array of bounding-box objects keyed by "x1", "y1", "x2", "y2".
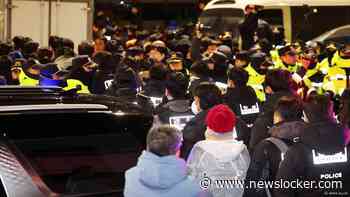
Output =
[{"x1": 0, "y1": 5, "x2": 349, "y2": 197}]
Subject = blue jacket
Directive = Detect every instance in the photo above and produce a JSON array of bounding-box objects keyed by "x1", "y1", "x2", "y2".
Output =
[{"x1": 124, "y1": 151, "x2": 205, "y2": 197}]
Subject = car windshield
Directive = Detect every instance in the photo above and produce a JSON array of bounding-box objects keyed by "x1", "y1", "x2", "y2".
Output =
[
  {"x1": 0, "y1": 112, "x2": 149, "y2": 196},
  {"x1": 199, "y1": 8, "x2": 244, "y2": 37}
]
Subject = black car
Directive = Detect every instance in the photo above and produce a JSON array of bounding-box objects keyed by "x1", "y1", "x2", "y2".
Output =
[{"x1": 0, "y1": 86, "x2": 153, "y2": 197}]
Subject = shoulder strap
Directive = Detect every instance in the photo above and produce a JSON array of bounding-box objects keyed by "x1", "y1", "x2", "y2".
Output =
[
  {"x1": 265, "y1": 137, "x2": 289, "y2": 155},
  {"x1": 264, "y1": 137, "x2": 289, "y2": 197}
]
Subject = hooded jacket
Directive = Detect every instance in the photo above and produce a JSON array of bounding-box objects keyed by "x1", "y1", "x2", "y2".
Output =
[
  {"x1": 124, "y1": 151, "x2": 207, "y2": 197},
  {"x1": 180, "y1": 109, "x2": 251, "y2": 160},
  {"x1": 244, "y1": 121, "x2": 306, "y2": 197},
  {"x1": 187, "y1": 139, "x2": 250, "y2": 197},
  {"x1": 274, "y1": 121, "x2": 350, "y2": 197}
]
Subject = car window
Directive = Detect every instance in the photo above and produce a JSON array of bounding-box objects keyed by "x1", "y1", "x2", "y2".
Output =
[
  {"x1": 199, "y1": 8, "x2": 244, "y2": 36},
  {"x1": 259, "y1": 9, "x2": 284, "y2": 26},
  {"x1": 0, "y1": 112, "x2": 150, "y2": 196}
]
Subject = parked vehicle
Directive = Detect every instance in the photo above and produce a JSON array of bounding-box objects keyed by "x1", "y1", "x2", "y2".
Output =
[
  {"x1": 0, "y1": 86, "x2": 153, "y2": 197},
  {"x1": 2, "y1": 0, "x2": 94, "y2": 47},
  {"x1": 199, "y1": 0, "x2": 350, "y2": 42}
]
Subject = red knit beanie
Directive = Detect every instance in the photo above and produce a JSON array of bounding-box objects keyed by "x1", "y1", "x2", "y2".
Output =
[{"x1": 206, "y1": 104, "x2": 236, "y2": 133}]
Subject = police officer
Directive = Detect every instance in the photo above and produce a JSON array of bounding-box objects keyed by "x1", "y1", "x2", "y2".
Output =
[
  {"x1": 225, "y1": 67, "x2": 260, "y2": 127},
  {"x1": 155, "y1": 72, "x2": 193, "y2": 131},
  {"x1": 323, "y1": 40, "x2": 350, "y2": 96},
  {"x1": 274, "y1": 45, "x2": 300, "y2": 73},
  {"x1": 299, "y1": 48, "x2": 325, "y2": 93},
  {"x1": 65, "y1": 55, "x2": 98, "y2": 93},
  {"x1": 91, "y1": 51, "x2": 116, "y2": 94},
  {"x1": 139, "y1": 65, "x2": 168, "y2": 108},
  {"x1": 274, "y1": 95, "x2": 350, "y2": 197},
  {"x1": 249, "y1": 69, "x2": 296, "y2": 151},
  {"x1": 188, "y1": 60, "x2": 212, "y2": 97},
  {"x1": 19, "y1": 58, "x2": 42, "y2": 86},
  {"x1": 167, "y1": 52, "x2": 190, "y2": 78},
  {"x1": 246, "y1": 52, "x2": 272, "y2": 102},
  {"x1": 148, "y1": 40, "x2": 168, "y2": 65},
  {"x1": 208, "y1": 50, "x2": 229, "y2": 84}
]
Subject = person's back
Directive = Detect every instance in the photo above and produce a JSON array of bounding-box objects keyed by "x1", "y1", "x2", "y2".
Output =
[
  {"x1": 124, "y1": 125, "x2": 207, "y2": 197},
  {"x1": 274, "y1": 95, "x2": 350, "y2": 197},
  {"x1": 155, "y1": 72, "x2": 194, "y2": 130},
  {"x1": 180, "y1": 83, "x2": 223, "y2": 159},
  {"x1": 244, "y1": 97, "x2": 305, "y2": 197},
  {"x1": 226, "y1": 68, "x2": 260, "y2": 126},
  {"x1": 249, "y1": 69, "x2": 295, "y2": 151},
  {"x1": 187, "y1": 105, "x2": 250, "y2": 197}
]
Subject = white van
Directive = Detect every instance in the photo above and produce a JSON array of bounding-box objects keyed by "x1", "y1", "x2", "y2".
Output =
[{"x1": 199, "y1": 0, "x2": 350, "y2": 42}]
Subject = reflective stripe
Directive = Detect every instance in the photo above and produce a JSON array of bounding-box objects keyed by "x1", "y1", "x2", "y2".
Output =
[
  {"x1": 329, "y1": 74, "x2": 347, "y2": 81},
  {"x1": 215, "y1": 82, "x2": 228, "y2": 94},
  {"x1": 169, "y1": 115, "x2": 195, "y2": 131},
  {"x1": 150, "y1": 97, "x2": 163, "y2": 107},
  {"x1": 104, "y1": 79, "x2": 113, "y2": 89},
  {"x1": 311, "y1": 82, "x2": 323, "y2": 88},
  {"x1": 312, "y1": 148, "x2": 348, "y2": 165},
  {"x1": 240, "y1": 103, "x2": 260, "y2": 115}
]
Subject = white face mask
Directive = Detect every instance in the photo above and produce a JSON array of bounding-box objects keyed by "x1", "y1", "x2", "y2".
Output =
[{"x1": 191, "y1": 101, "x2": 200, "y2": 115}]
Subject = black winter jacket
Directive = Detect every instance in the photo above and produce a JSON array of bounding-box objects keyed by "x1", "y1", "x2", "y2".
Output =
[
  {"x1": 244, "y1": 121, "x2": 306, "y2": 197},
  {"x1": 249, "y1": 91, "x2": 294, "y2": 151},
  {"x1": 274, "y1": 121, "x2": 350, "y2": 197}
]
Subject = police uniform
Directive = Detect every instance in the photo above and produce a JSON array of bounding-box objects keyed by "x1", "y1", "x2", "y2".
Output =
[
  {"x1": 274, "y1": 45, "x2": 301, "y2": 73},
  {"x1": 19, "y1": 59, "x2": 42, "y2": 86},
  {"x1": 244, "y1": 64, "x2": 266, "y2": 102},
  {"x1": 323, "y1": 49, "x2": 350, "y2": 96},
  {"x1": 156, "y1": 99, "x2": 194, "y2": 131}
]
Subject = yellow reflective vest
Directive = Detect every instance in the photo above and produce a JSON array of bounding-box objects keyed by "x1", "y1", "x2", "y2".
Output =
[
  {"x1": 63, "y1": 79, "x2": 90, "y2": 94},
  {"x1": 323, "y1": 66, "x2": 347, "y2": 96},
  {"x1": 332, "y1": 51, "x2": 350, "y2": 68},
  {"x1": 244, "y1": 64, "x2": 266, "y2": 102},
  {"x1": 273, "y1": 60, "x2": 300, "y2": 73},
  {"x1": 19, "y1": 69, "x2": 39, "y2": 86}
]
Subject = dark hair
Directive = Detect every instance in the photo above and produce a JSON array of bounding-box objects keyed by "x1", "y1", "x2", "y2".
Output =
[
  {"x1": 0, "y1": 42, "x2": 13, "y2": 56},
  {"x1": 194, "y1": 82, "x2": 222, "y2": 110},
  {"x1": 265, "y1": 69, "x2": 293, "y2": 92},
  {"x1": 12, "y1": 36, "x2": 25, "y2": 50},
  {"x1": 227, "y1": 67, "x2": 249, "y2": 87},
  {"x1": 78, "y1": 41, "x2": 94, "y2": 57},
  {"x1": 37, "y1": 48, "x2": 53, "y2": 64},
  {"x1": 190, "y1": 60, "x2": 210, "y2": 78},
  {"x1": 147, "y1": 125, "x2": 182, "y2": 157},
  {"x1": 165, "y1": 72, "x2": 188, "y2": 99},
  {"x1": 274, "y1": 96, "x2": 303, "y2": 122},
  {"x1": 149, "y1": 64, "x2": 167, "y2": 81},
  {"x1": 304, "y1": 94, "x2": 334, "y2": 123},
  {"x1": 62, "y1": 38, "x2": 74, "y2": 50},
  {"x1": 23, "y1": 41, "x2": 39, "y2": 58},
  {"x1": 93, "y1": 51, "x2": 116, "y2": 72}
]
